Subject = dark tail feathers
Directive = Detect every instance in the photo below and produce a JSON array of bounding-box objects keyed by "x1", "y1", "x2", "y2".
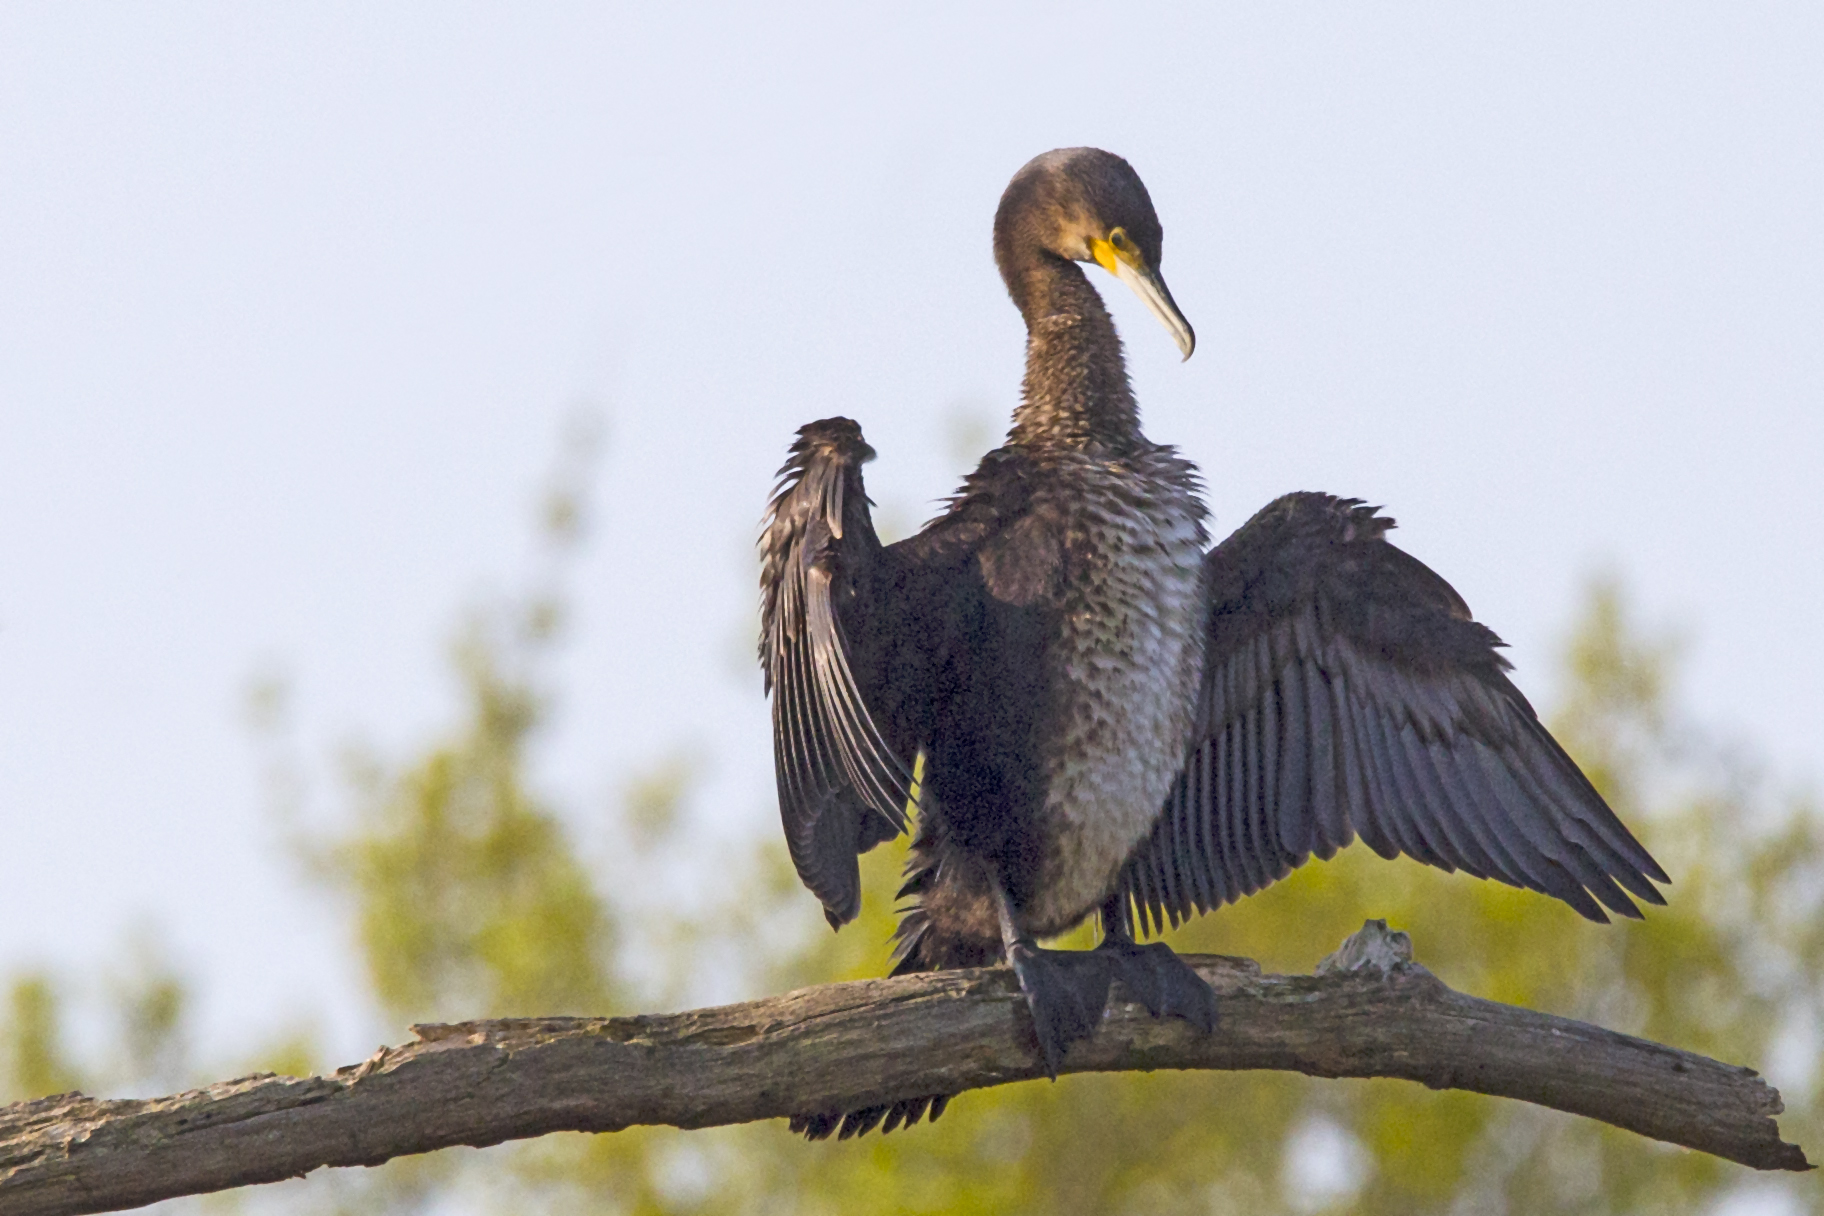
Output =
[{"x1": 790, "y1": 1093, "x2": 953, "y2": 1141}]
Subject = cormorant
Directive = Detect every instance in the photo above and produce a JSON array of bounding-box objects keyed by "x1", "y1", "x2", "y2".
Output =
[{"x1": 758, "y1": 147, "x2": 1668, "y2": 1139}]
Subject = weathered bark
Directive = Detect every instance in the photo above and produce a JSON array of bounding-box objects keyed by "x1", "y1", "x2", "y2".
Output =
[{"x1": 0, "y1": 922, "x2": 1808, "y2": 1216}]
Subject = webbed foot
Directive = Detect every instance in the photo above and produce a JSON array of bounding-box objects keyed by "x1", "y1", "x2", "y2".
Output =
[
  {"x1": 1093, "y1": 936, "x2": 1219, "y2": 1032},
  {"x1": 1003, "y1": 936, "x2": 1218, "y2": 1077},
  {"x1": 995, "y1": 887, "x2": 1219, "y2": 1078},
  {"x1": 1005, "y1": 939, "x2": 1117, "y2": 1076}
]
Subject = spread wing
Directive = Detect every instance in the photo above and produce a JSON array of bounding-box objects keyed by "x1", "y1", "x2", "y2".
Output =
[
  {"x1": 1116, "y1": 492, "x2": 1669, "y2": 934},
  {"x1": 759, "y1": 418, "x2": 912, "y2": 927}
]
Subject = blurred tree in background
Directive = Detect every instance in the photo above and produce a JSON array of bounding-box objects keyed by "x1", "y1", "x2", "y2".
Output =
[{"x1": 5, "y1": 426, "x2": 1821, "y2": 1215}]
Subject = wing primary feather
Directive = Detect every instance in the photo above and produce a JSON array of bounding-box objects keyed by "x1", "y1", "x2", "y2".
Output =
[
  {"x1": 1511, "y1": 733, "x2": 1668, "y2": 896},
  {"x1": 1157, "y1": 762, "x2": 1186, "y2": 921},
  {"x1": 822, "y1": 666, "x2": 904, "y2": 829},
  {"x1": 1521, "y1": 753, "x2": 1635, "y2": 873},
  {"x1": 826, "y1": 462, "x2": 846, "y2": 540},
  {"x1": 1135, "y1": 864, "x2": 1161, "y2": 936},
  {"x1": 1331, "y1": 671, "x2": 1397, "y2": 860},
  {"x1": 1215, "y1": 722, "x2": 1246, "y2": 896},
  {"x1": 804, "y1": 570, "x2": 908, "y2": 830},
  {"x1": 1303, "y1": 658, "x2": 1349, "y2": 854},
  {"x1": 1192, "y1": 739, "x2": 1224, "y2": 907},
  {"x1": 1214, "y1": 726, "x2": 1249, "y2": 898},
  {"x1": 1127, "y1": 842, "x2": 1156, "y2": 934},
  {"x1": 1497, "y1": 752, "x2": 1649, "y2": 917},
  {"x1": 1177, "y1": 747, "x2": 1205, "y2": 917},
  {"x1": 1260, "y1": 679, "x2": 1288, "y2": 864},
  {"x1": 786, "y1": 584, "x2": 833, "y2": 789},
  {"x1": 1560, "y1": 843, "x2": 1645, "y2": 919},
  {"x1": 1201, "y1": 730, "x2": 1228, "y2": 903},
  {"x1": 1422, "y1": 739, "x2": 1525, "y2": 887},
  {"x1": 1534, "y1": 855, "x2": 1610, "y2": 923},
  {"x1": 1379, "y1": 712, "x2": 1460, "y2": 871},
  {"x1": 1361, "y1": 702, "x2": 1449, "y2": 870},
  {"x1": 1181, "y1": 739, "x2": 1211, "y2": 907},
  {"x1": 804, "y1": 586, "x2": 872, "y2": 768},
  {"x1": 1491, "y1": 750, "x2": 1628, "y2": 912},
  {"x1": 1402, "y1": 732, "x2": 1502, "y2": 881},
  {"x1": 1178, "y1": 765, "x2": 1216, "y2": 914},
  {"x1": 1467, "y1": 743, "x2": 1610, "y2": 922},
  {"x1": 1243, "y1": 706, "x2": 1281, "y2": 889},
  {"x1": 1239, "y1": 706, "x2": 1267, "y2": 885},
  {"x1": 1274, "y1": 656, "x2": 1314, "y2": 859},
  {"x1": 1573, "y1": 766, "x2": 1669, "y2": 883},
  {"x1": 797, "y1": 629, "x2": 843, "y2": 793},
  {"x1": 1231, "y1": 720, "x2": 1268, "y2": 896},
  {"x1": 1395, "y1": 719, "x2": 1485, "y2": 877},
  {"x1": 781, "y1": 638, "x2": 823, "y2": 803},
  {"x1": 1452, "y1": 739, "x2": 1551, "y2": 892},
  {"x1": 1341, "y1": 691, "x2": 1398, "y2": 860}
]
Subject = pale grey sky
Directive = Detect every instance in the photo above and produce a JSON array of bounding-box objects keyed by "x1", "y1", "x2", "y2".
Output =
[{"x1": 2, "y1": 3, "x2": 1820, "y2": 1062}]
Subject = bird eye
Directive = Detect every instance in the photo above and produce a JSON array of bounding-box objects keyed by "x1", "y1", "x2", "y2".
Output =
[{"x1": 1109, "y1": 228, "x2": 1134, "y2": 252}]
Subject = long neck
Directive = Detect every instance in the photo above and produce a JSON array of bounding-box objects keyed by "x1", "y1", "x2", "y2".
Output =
[{"x1": 1003, "y1": 250, "x2": 1142, "y2": 451}]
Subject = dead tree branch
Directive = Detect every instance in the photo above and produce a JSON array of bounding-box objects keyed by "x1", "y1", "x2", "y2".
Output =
[{"x1": 0, "y1": 921, "x2": 1808, "y2": 1215}]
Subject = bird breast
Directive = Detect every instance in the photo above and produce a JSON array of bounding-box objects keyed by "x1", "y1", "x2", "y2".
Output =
[{"x1": 1023, "y1": 448, "x2": 1209, "y2": 935}]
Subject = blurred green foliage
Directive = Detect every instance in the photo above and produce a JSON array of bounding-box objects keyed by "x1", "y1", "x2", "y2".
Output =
[
  {"x1": 1, "y1": 975, "x2": 82, "y2": 1101},
  {"x1": 5, "y1": 416, "x2": 1820, "y2": 1215}
]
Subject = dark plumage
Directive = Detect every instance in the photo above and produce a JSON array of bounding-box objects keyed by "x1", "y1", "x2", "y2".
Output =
[{"x1": 758, "y1": 148, "x2": 1668, "y2": 1139}]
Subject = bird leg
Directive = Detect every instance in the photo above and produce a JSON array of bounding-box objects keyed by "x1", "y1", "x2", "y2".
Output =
[{"x1": 994, "y1": 887, "x2": 1218, "y2": 1078}]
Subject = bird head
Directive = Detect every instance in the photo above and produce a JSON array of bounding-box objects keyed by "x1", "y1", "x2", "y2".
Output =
[{"x1": 993, "y1": 147, "x2": 1195, "y2": 360}]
